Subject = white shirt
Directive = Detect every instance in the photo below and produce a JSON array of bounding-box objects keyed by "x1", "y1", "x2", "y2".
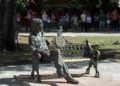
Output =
[
  {"x1": 81, "y1": 13, "x2": 87, "y2": 22},
  {"x1": 71, "y1": 16, "x2": 78, "y2": 24},
  {"x1": 86, "y1": 16, "x2": 92, "y2": 23},
  {"x1": 42, "y1": 14, "x2": 49, "y2": 22}
]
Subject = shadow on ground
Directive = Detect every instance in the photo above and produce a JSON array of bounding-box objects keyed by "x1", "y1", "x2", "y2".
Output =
[{"x1": 0, "y1": 78, "x2": 18, "y2": 86}]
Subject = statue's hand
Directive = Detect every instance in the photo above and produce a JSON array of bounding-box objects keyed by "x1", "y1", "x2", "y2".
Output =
[{"x1": 46, "y1": 40, "x2": 52, "y2": 46}]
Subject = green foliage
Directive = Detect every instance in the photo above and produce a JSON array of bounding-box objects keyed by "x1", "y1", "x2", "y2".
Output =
[
  {"x1": 35, "y1": 0, "x2": 44, "y2": 12},
  {"x1": 16, "y1": 0, "x2": 22, "y2": 5},
  {"x1": 16, "y1": 0, "x2": 25, "y2": 9},
  {"x1": 16, "y1": 0, "x2": 27, "y2": 16}
]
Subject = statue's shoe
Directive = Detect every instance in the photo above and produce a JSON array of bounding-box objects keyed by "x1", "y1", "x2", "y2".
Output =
[
  {"x1": 85, "y1": 71, "x2": 90, "y2": 74},
  {"x1": 35, "y1": 78, "x2": 42, "y2": 83},
  {"x1": 66, "y1": 77, "x2": 79, "y2": 84},
  {"x1": 94, "y1": 75, "x2": 100, "y2": 78}
]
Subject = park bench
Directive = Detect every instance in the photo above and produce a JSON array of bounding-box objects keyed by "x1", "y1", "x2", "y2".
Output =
[
  {"x1": 48, "y1": 37, "x2": 85, "y2": 61},
  {"x1": 47, "y1": 27, "x2": 85, "y2": 61},
  {"x1": 14, "y1": 30, "x2": 100, "y2": 86}
]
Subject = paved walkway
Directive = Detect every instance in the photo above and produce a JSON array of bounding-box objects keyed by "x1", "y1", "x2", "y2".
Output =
[
  {"x1": 19, "y1": 32, "x2": 120, "y2": 37},
  {"x1": 0, "y1": 60, "x2": 120, "y2": 86},
  {"x1": 1, "y1": 32, "x2": 120, "y2": 85}
]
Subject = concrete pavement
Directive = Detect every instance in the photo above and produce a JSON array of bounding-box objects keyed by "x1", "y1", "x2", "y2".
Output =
[{"x1": 0, "y1": 60, "x2": 120, "y2": 86}]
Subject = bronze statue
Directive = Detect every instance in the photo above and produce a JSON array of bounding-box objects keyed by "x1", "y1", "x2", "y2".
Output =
[
  {"x1": 29, "y1": 18, "x2": 79, "y2": 84},
  {"x1": 83, "y1": 38, "x2": 100, "y2": 77}
]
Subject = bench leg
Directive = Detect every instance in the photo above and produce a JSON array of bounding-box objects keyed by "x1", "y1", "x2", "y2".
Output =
[
  {"x1": 93, "y1": 62, "x2": 100, "y2": 78},
  {"x1": 85, "y1": 61, "x2": 92, "y2": 74}
]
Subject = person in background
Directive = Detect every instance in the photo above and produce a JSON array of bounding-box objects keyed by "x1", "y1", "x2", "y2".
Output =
[
  {"x1": 50, "y1": 12, "x2": 57, "y2": 28},
  {"x1": 16, "y1": 13, "x2": 21, "y2": 31},
  {"x1": 71, "y1": 13, "x2": 79, "y2": 31},
  {"x1": 63, "y1": 13, "x2": 70, "y2": 32},
  {"x1": 106, "y1": 11, "x2": 111, "y2": 30},
  {"x1": 86, "y1": 13, "x2": 92, "y2": 31},
  {"x1": 94, "y1": 13, "x2": 99, "y2": 31},
  {"x1": 98, "y1": 11, "x2": 105, "y2": 31},
  {"x1": 42, "y1": 11, "x2": 50, "y2": 29},
  {"x1": 15, "y1": 13, "x2": 22, "y2": 50},
  {"x1": 81, "y1": 11, "x2": 87, "y2": 32},
  {"x1": 110, "y1": 9, "x2": 119, "y2": 31},
  {"x1": 50, "y1": 12, "x2": 56, "y2": 23},
  {"x1": 26, "y1": 10, "x2": 36, "y2": 32}
]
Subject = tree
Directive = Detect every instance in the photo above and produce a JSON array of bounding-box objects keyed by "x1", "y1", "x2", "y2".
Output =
[{"x1": 0, "y1": 0, "x2": 16, "y2": 51}]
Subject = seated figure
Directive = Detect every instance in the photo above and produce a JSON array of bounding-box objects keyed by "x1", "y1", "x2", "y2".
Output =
[{"x1": 29, "y1": 18, "x2": 79, "y2": 84}]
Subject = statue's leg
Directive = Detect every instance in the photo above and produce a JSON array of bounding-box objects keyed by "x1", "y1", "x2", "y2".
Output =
[
  {"x1": 51, "y1": 49, "x2": 79, "y2": 84},
  {"x1": 36, "y1": 53, "x2": 43, "y2": 82},
  {"x1": 36, "y1": 68, "x2": 41, "y2": 82},
  {"x1": 31, "y1": 52, "x2": 36, "y2": 79},
  {"x1": 85, "y1": 60, "x2": 92, "y2": 74},
  {"x1": 31, "y1": 69, "x2": 35, "y2": 79},
  {"x1": 50, "y1": 49, "x2": 64, "y2": 77},
  {"x1": 32, "y1": 52, "x2": 42, "y2": 82},
  {"x1": 93, "y1": 61, "x2": 100, "y2": 77}
]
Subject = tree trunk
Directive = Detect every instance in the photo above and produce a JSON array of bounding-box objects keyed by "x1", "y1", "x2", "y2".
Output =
[{"x1": 0, "y1": 0, "x2": 16, "y2": 51}]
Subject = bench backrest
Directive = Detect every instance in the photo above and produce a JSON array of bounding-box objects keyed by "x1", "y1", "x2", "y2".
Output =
[{"x1": 49, "y1": 36, "x2": 84, "y2": 59}]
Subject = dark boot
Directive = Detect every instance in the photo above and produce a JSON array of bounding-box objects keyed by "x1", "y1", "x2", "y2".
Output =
[{"x1": 65, "y1": 75, "x2": 79, "y2": 84}]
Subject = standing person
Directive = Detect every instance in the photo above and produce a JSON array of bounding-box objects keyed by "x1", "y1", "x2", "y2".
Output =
[
  {"x1": 50, "y1": 12, "x2": 56, "y2": 28},
  {"x1": 94, "y1": 13, "x2": 99, "y2": 31},
  {"x1": 64, "y1": 13, "x2": 70, "y2": 32},
  {"x1": 80, "y1": 11, "x2": 87, "y2": 31},
  {"x1": 86, "y1": 13, "x2": 92, "y2": 31},
  {"x1": 59, "y1": 13, "x2": 70, "y2": 32},
  {"x1": 16, "y1": 13, "x2": 21, "y2": 31},
  {"x1": 71, "y1": 13, "x2": 79, "y2": 31},
  {"x1": 106, "y1": 11, "x2": 111, "y2": 30},
  {"x1": 26, "y1": 11, "x2": 31, "y2": 31},
  {"x1": 15, "y1": 13, "x2": 22, "y2": 50},
  {"x1": 110, "y1": 9, "x2": 119, "y2": 31},
  {"x1": 26, "y1": 10, "x2": 36, "y2": 32},
  {"x1": 29, "y1": 18, "x2": 79, "y2": 84},
  {"x1": 50, "y1": 12, "x2": 56, "y2": 23},
  {"x1": 42, "y1": 11, "x2": 50, "y2": 29},
  {"x1": 98, "y1": 11, "x2": 105, "y2": 31}
]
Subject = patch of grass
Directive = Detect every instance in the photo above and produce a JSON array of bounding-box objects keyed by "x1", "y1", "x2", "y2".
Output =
[
  {"x1": 64, "y1": 36, "x2": 120, "y2": 51},
  {"x1": 18, "y1": 36, "x2": 120, "y2": 61}
]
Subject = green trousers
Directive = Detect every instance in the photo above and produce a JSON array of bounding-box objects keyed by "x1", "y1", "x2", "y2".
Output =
[{"x1": 32, "y1": 49, "x2": 71, "y2": 77}]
